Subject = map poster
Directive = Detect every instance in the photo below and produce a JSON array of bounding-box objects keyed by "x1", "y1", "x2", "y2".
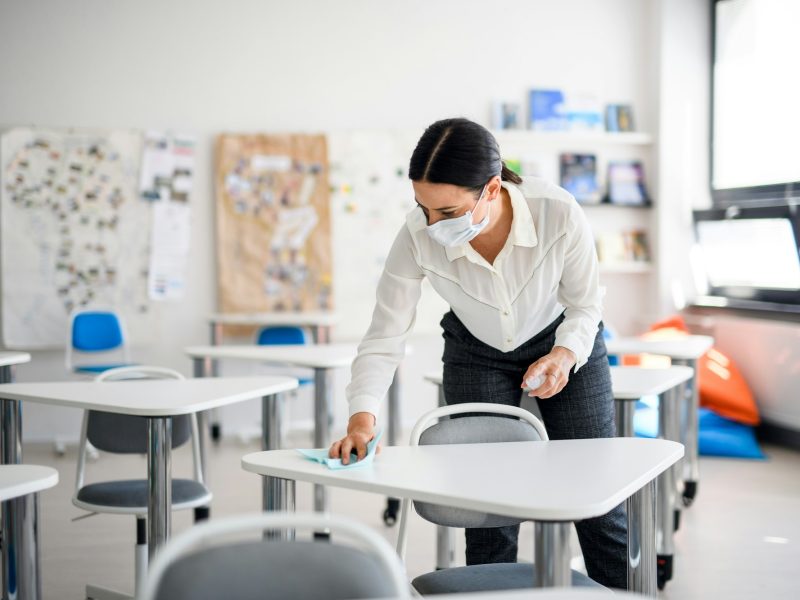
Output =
[
  {"x1": 1, "y1": 127, "x2": 150, "y2": 348},
  {"x1": 215, "y1": 134, "x2": 332, "y2": 324}
]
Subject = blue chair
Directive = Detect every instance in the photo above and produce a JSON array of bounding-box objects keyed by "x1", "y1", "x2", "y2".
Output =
[
  {"x1": 256, "y1": 325, "x2": 313, "y2": 386},
  {"x1": 66, "y1": 308, "x2": 135, "y2": 374}
]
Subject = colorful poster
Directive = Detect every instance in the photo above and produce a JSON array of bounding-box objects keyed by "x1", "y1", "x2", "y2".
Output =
[
  {"x1": 1, "y1": 127, "x2": 150, "y2": 348},
  {"x1": 215, "y1": 134, "x2": 332, "y2": 314}
]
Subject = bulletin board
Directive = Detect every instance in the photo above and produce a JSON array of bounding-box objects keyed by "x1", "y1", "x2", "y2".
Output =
[
  {"x1": 215, "y1": 134, "x2": 332, "y2": 314},
  {"x1": 0, "y1": 127, "x2": 153, "y2": 348}
]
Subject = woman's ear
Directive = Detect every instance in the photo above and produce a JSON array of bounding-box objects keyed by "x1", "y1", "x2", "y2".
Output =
[{"x1": 487, "y1": 175, "x2": 503, "y2": 201}]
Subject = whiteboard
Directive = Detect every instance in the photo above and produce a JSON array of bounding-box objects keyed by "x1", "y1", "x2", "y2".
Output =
[
  {"x1": 1, "y1": 127, "x2": 152, "y2": 348},
  {"x1": 327, "y1": 130, "x2": 449, "y2": 339}
]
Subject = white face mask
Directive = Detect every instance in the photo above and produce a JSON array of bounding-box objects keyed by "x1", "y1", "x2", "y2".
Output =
[{"x1": 426, "y1": 185, "x2": 490, "y2": 247}]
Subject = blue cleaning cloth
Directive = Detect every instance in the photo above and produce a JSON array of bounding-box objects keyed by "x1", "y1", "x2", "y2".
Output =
[{"x1": 297, "y1": 428, "x2": 384, "y2": 470}]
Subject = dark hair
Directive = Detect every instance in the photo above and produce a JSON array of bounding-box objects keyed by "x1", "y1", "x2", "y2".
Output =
[{"x1": 408, "y1": 117, "x2": 523, "y2": 193}]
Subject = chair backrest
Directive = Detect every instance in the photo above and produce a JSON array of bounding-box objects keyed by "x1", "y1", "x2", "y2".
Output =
[
  {"x1": 72, "y1": 310, "x2": 125, "y2": 351},
  {"x1": 142, "y1": 512, "x2": 410, "y2": 600},
  {"x1": 86, "y1": 367, "x2": 192, "y2": 454},
  {"x1": 256, "y1": 325, "x2": 309, "y2": 346},
  {"x1": 396, "y1": 403, "x2": 548, "y2": 561},
  {"x1": 66, "y1": 307, "x2": 131, "y2": 371}
]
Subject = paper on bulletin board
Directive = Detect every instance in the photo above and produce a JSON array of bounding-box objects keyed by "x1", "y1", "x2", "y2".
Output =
[
  {"x1": 140, "y1": 131, "x2": 195, "y2": 301},
  {"x1": 215, "y1": 134, "x2": 332, "y2": 321},
  {"x1": 148, "y1": 201, "x2": 191, "y2": 300}
]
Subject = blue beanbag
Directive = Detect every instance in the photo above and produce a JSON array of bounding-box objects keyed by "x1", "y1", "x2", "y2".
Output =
[{"x1": 633, "y1": 405, "x2": 765, "y2": 460}]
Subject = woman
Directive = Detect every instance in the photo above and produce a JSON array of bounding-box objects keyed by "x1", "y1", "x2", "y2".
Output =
[{"x1": 329, "y1": 117, "x2": 627, "y2": 589}]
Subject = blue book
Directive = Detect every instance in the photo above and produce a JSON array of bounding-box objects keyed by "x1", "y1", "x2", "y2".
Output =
[
  {"x1": 529, "y1": 89, "x2": 567, "y2": 131},
  {"x1": 560, "y1": 153, "x2": 600, "y2": 204}
]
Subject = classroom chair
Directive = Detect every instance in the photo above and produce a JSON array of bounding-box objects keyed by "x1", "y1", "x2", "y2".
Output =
[
  {"x1": 72, "y1": 366, "x2": 211, "y2": 600},
  {"x1": 396, "y1": 402, "x2": 602, "y2": 594},
  {"x1": 255, "y1": 325, "x2": 314, "y2": 386},
  {"x1": 141, "y1": 512, "x2": 411, "y2": 600},
  {"x1": 66, "y1": 308, "x2": 135, "y2": 374}
]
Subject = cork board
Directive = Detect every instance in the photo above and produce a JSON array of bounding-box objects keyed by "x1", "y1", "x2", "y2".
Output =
[{"x1": 215, "y1": 134, "x2": 332, "y2": 324}]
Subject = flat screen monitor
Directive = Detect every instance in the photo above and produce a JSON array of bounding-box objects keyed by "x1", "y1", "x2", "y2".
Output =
[{"x1": 693, "y1": 204, "x2": 800, "y2": 312}]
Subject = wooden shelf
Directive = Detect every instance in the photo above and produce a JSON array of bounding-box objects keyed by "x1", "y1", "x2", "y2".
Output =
[{"x1": 493, "y1": 130, "x2": 654, "y2": 146}]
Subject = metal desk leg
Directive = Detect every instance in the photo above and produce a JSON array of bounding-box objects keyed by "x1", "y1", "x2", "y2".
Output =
[
  {"x1": 614, "y1": 398, "x2": 635, "y2": 437},
  {"x1": 192, "y1": 358, "x2": 210, "y2": 489},
  {"x1": 676, "y1": 359, "x2": 699, "y2": 506},
  {"x1": 208, "y1": 322, "x2": 222, "y2": 442},
  {"x1": 434, "y1": 383, "x2": 455, "y2": 569},
  {"x1": 627, "y1": 479, "x2": 657, "y2": 597},
  {"x1": 533, "y1": 522, "x2": 572, "y2": 587},
  {"x1": 147, "y1": 417, "x2": 172, "y2": 561},
  {"x1": 382, "y1": 368, "x2": 402, "y2": 526},
  {"x1": 656, "y1": 387, "x2": 680, "y2": 588},
  {"x1": 313, "y1": 368, "x2": 333, "y2": 514},
  {"x1": 1, "y1": 382, "x2": 43, "y2": 600},
  {"x1": 262, "y1": 393, "x2": 289, "y2": 510}
]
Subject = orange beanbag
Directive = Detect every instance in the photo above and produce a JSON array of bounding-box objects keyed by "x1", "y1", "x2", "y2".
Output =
[{"x1": 623, "y1": 315, "x2": 760, "y2": 426}]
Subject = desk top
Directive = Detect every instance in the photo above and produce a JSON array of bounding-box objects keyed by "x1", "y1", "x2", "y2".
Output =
[
  {"x1": 0, "y1": 352, "x2": 32, "y2": 368},
  {"x1": 185, "y1": 343, "x2": 358, "y2": 369},
  {"x1": 610, "y1": 366, "x2": 694, "y2": 400},
  {"x1": 0, "y1": 465, "x2": 59, "y2": 501},
  {"x1": 369, "y1": 590, "x2": 642, "y2": 600},
  {"x1": 0, "y1": 376, "x2": 298, "y2": 416},
  {"x1": 605, "y1": 335, "x2": 713, "y2": 360},
  {"x1": 243, "y1": 438, "x2": 683, "y2": 521},
  {"x1": 209, "y1": 312, "x2": 340, "y2": 327},
  {"x1": 425, "y1": 366, "x2": 693, "y2": 400}
]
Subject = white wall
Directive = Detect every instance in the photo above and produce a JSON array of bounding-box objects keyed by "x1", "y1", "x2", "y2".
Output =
[{"x1": 0, "y1": 0, "x2": 657, "y2": 441}]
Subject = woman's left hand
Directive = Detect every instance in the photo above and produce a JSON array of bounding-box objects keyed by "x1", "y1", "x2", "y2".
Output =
[{"x1": 521, "y1": 346, "x2": 577, "y2": 399}]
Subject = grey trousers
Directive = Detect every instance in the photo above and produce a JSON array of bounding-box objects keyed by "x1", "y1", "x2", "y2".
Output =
[{"x1": 440, "y1": 310, "x2": 628, "y2": 590}]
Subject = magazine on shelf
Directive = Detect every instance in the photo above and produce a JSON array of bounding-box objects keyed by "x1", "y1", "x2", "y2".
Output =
[
  {"x1": 560, "y1": 153, "x2": 601, "y2": 204},
  {"x1": 606, "y1": 160, "x2": 649, "y2": 205}
]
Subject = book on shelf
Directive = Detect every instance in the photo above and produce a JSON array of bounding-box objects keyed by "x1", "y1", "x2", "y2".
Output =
[
  {"x1": 529, "y1": 89, "x2": 567, "y2": 131},
  {"x1": 560, "y1": 153, "x2": 601, "y2": 204},
  {"x1": 491, "y1": 101, "x2": 522, "y2": 130},
  {"x1": 529, "y1": 89, "x2": 604, "y2": 132},
  {"x1": 606, "y1": 160, "x2": 649, "y2": 206},
  {"x1": 604, "y1": 104, "x2": 635, "y2": 132},
  {"x1": 596, "y1": 230, "x2": 651, "y2": 265}
]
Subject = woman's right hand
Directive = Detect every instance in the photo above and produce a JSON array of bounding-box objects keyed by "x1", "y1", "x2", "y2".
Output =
[{"x1": 328, "y1": 412, "x2": 377, "y2": 465}]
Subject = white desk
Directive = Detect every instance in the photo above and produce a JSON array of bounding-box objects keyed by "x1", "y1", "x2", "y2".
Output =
[
  {"x1": 605, "y1": 335, "x2": 713, "y2": 507},
  {"x1": 0, "y1": 465, "x2": 59, "y2": 600},
  {"x1": 243, "y1": 438, "x2": 683, "y2": 596},
  {"x1": 609, "y1": 366, "x2": 693, "y2": 589},
  {"x1": 0, "y1": 465, "x2": 58, "y2": 502},
  {"x1": 423, "y1": 366, "x2": 693, "y2": 582},
  {"x1": 208, "y1": 311, "x2": 340, "y2": 345},
  {"x1": 0, "y1": 376, "x2": 297, "y2": 572},
  {"x1": 371, "y1": 589, "x2": 644, "y2": 600},
  {"x1": 0, "y1": 351, "x2": 31, "y2": 383},
  {"x1": 186, "y1": 344, "x2": 357, "y2": 515}
]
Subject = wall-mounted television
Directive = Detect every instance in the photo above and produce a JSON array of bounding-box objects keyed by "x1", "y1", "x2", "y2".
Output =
[{"x1": 692, "y1": 203, "x2": 800, "y2": 313}]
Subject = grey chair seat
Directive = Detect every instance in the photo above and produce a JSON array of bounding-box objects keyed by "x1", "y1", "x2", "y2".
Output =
[
  {"x1": 154, "y1": 540, "x2": 397, "y2": 600},
  {"x1": 75, "y1": 479, "x2": 211, "y2": 512},
  {"x1": 412, "y1": 562, "x2": 602, "y2": 595}
]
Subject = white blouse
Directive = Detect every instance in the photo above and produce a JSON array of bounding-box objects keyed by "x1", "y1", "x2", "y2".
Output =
[{"x1": 347, "y1": 177, "x2": 605, "y2": 419}]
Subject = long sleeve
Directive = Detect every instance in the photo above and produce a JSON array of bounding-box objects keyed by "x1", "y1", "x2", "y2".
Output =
[
  {"x1": 346, "y1": 225, "x2": 424, "y2": 418},
  {"x1": 554, "y1": 202, "x2": 605, "y2": 371}
]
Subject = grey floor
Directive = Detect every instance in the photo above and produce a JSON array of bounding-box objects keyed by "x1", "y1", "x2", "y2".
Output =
[{"x1": 17, "y1": 433, "x2": 800, "y2": 599}]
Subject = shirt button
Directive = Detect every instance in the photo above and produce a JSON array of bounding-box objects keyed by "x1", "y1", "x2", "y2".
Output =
[
  {"x1": 503, "y1": 310, "x2": 509, "y2": 316},
  {"x1": 506, "y1": 337, "x2": 512, "y2": 343}
]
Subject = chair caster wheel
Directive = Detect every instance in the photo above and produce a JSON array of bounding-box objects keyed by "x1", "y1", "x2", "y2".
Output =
[
  {"x1": 683, "y1": 480, "x2": 698, "y2": 506},
  {"x1": 383, "y1": 498, "x2": 400, "y2": 526},
  {"x1": 657, "y1": 554, "x2": 673, "y2": 590}
]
